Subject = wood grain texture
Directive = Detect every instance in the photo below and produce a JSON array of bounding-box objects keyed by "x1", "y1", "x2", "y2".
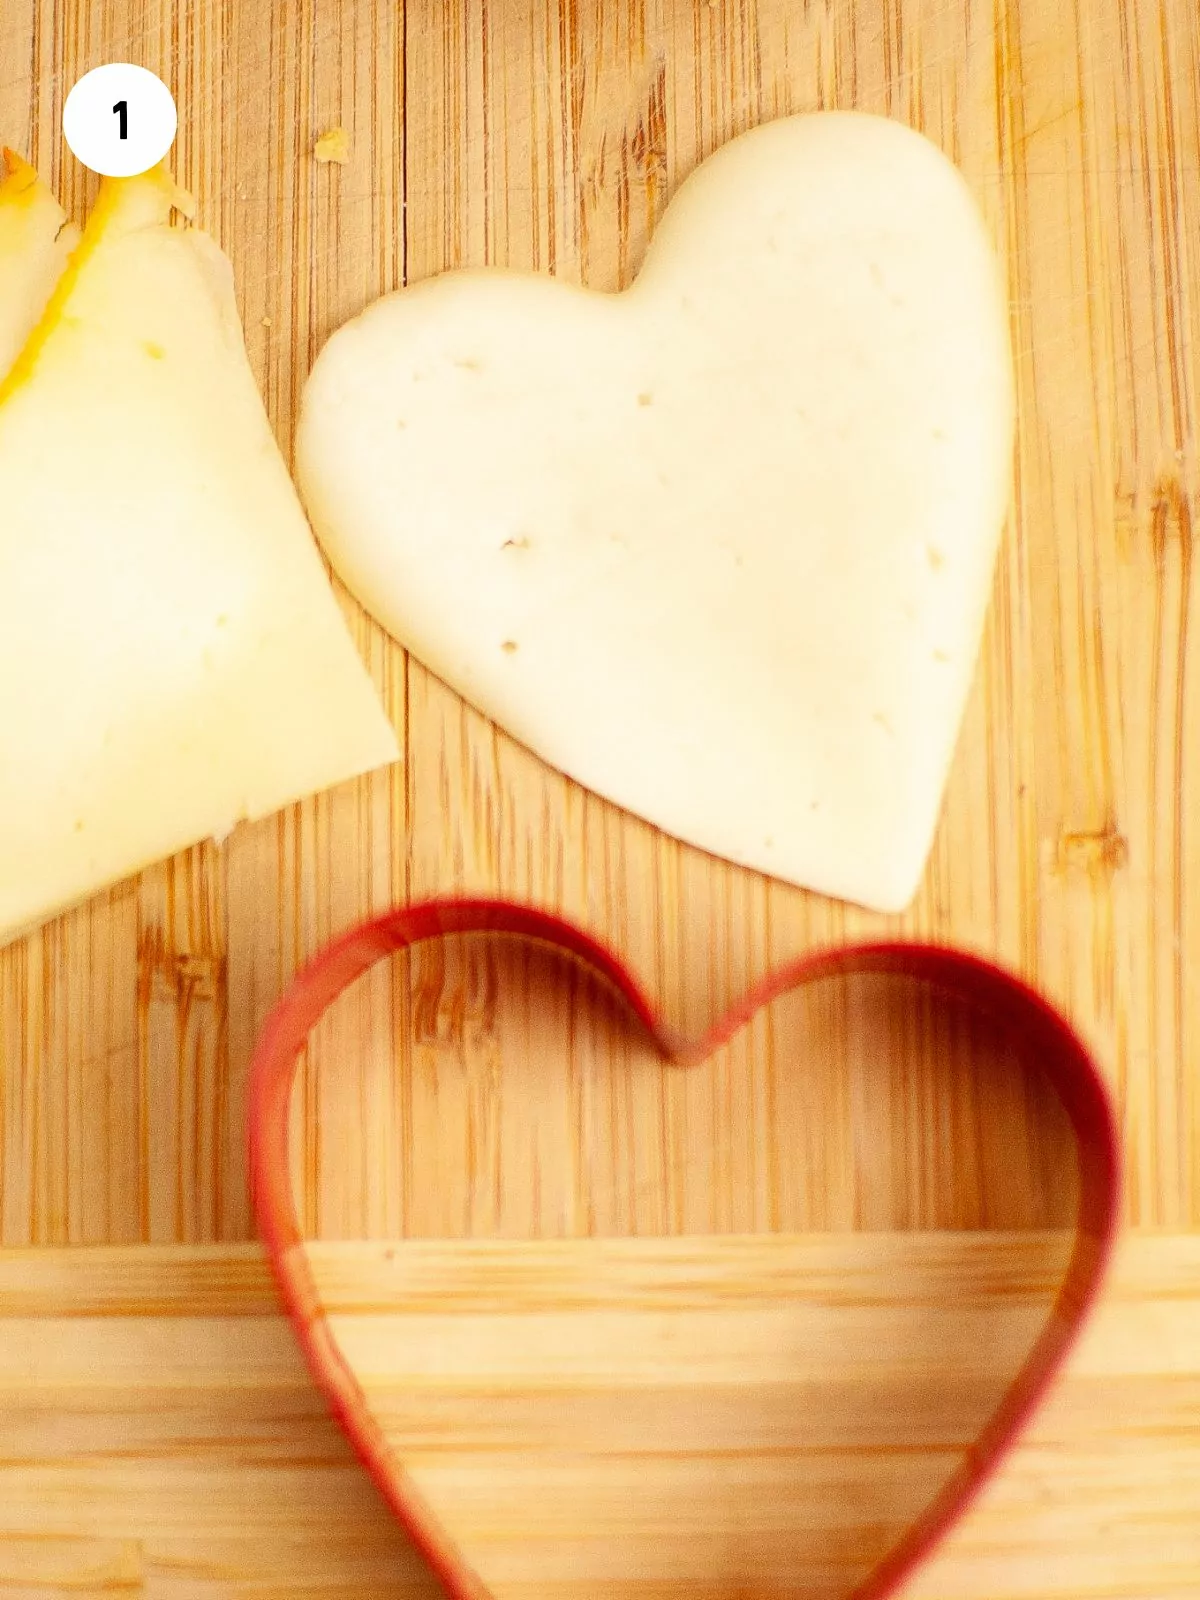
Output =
[
  {"x1": 0, "y1": 0, "x2": 1197, "y2": 1245},
  {"x1": 303, "y1": 1232, "x2": 1078, "y2": 1598},
  {"x1": 0, "y1": 1236, "x2": 1198, "y2": 1598},
  {"x1": 284, "y1": 939, "x2": 1083, "y2": 1240},
  {"x1": 0, "y1": 0, "x2": 1198, "y2": 1593}
]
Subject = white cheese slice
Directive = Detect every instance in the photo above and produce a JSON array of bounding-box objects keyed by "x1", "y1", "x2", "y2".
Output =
[
  {"x1": 297, "y1": 111, "x2": 1014, "y2": 911},
  {"x1": 0, "y1": 165, "x2": 399, "y2": 945}
]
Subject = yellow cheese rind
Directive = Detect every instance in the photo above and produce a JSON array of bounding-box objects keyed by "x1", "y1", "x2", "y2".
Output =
[{"x1": 0, "y1": 150, "x2": 79, "y2": 382}]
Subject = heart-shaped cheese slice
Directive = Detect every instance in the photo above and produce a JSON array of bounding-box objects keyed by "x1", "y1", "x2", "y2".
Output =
[
  {"x1": 0, "y1": 164, "x2": 398, "y2": 947},
  {"x1": 0, "y1": 150, "x2": 79, "y2": 379},
  {"x1": 297, "y1": 111, "x2": 1014, "y2": 912}
]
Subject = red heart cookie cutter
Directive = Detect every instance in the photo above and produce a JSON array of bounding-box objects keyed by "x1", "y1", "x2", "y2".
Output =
[{"x1": 249, "y1": 897, "x2": 1120, "y2": 1600}]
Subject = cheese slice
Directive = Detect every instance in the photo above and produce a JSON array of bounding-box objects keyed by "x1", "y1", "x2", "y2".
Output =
[
  {"x1": 297, "y1": 111, "x2": 1013, "y2": 912},
  {"x1": 0, "y1": 164, "x2": 399, "y2": 945},
  {"x1": 0, "y1": 149, "x2": 79, "y2": 380}
]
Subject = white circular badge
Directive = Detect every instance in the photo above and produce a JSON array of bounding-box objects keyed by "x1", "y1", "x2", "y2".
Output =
[{"x1": 63, "y1": 64, "x2": 177, "y2": 178}]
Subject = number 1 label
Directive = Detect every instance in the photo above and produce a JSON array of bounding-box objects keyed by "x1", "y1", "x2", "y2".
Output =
[{"x1": 62, "y1": 64, "x2": 176, "y2": 177}]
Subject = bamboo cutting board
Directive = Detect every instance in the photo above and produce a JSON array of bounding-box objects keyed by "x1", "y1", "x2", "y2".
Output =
[
  {"x1": 0, "y1": 1235, "x2": 1199, "y2": 1599},
  {"x1": 1, "y1": 0, "x2": 1199, "y2": 1595}
]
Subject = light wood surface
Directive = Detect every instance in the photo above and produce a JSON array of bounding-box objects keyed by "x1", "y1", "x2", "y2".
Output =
[
  {"x1": 1, "y1": 1236, "x2": 1199, "y2": 1598},
  {"x1": 1, "y1": 0, "x2": 1198, "y2": 1595},
  {"x1": 2, "y1": 0, "x2": 1198, "y2": 1245}
]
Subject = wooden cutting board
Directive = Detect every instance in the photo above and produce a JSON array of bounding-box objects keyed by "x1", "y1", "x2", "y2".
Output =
[
  {"x1": 0, "y1": 0, "x2": 1198, "y2": 1595},
  {"x1": 0, "y1": 1236, "x2": 1198, "y2": 1599}
]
